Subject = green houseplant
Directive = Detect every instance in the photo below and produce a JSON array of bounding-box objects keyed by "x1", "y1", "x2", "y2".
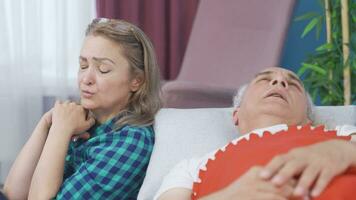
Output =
[{"x1": 296, "y1": 0, "x2": 355, "y2": 105}]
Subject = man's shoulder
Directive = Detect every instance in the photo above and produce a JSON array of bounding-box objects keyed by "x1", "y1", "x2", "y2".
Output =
[
  {"x1": 335, "y1": 124, "x2": 356, "y2": 136},
  {"x1": 154, "y1": 149, "x2": 220, "y2": 199}
]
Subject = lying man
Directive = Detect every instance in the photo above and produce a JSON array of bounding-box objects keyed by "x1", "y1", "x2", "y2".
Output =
[{"x1": 155, "y1": 67, "x2": 356, "y2": 200}]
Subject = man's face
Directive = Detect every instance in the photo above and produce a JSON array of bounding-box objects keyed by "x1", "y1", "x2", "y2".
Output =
[{"x1": 236, "y1": 67, "x2": 310, "y2": 127}]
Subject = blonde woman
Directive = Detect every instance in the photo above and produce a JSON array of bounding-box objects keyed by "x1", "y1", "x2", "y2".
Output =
[{"x1": 4, "y1": 18, "x2": 161, "y2": 200}]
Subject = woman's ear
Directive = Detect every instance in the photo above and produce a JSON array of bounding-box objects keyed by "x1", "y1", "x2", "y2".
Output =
[
  {"x1": 130, "y1": 75, "x2": 144, "y2": 92},
  {"x1": 232, "y1": 108, "x2": 239, "y2": 126}
]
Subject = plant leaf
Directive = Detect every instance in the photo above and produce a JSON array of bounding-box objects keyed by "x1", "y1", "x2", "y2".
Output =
[
  {"x1": 316, "y1": 43, "x2": 334, "y2": 51},
  {"x1": 294, "y1": 12, "x2": 319, "y2": 22},
  {"x1": 316, "y1": 17, "x2": 322, "y2": 40},
  {"x1": 301, "y1": 18, "x2": 319, "y2": 38},
  {"x1": 297, "y1": 64, "x2": 309, "y2": 76},
  {"x1": 300, "y1": 63, "x2": 327, "y2": 75}
]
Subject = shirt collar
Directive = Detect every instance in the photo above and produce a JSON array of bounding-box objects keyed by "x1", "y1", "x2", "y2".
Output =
[
  {"x1": 90, "y1": 114, "x2": 123, "y2": 137},
  {"x1": 248, "y1": 124, "x2": 288, "y2": 136},
  {"x1": 232, "y1": 124, "x2": 288, "y2": 144}
]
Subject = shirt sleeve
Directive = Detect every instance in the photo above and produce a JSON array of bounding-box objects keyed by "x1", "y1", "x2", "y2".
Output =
[
  {"x1": 62, "y1": 142, "x2": 75, "y2": 180},
  {"x1": 336, "y1": 125, "x2": 356, "y2": 143},
  {"x1": 153, "y1": 150, "x2": 216, "y2": 200},
  {"x1": 153, "y1": 159, "x2": 195, "y2": 200},
  {"x1": 336, "y1": 125, "x2": 356, "y2": 136},
  {"x1": 56, "y1": 127, "x2": 153, "y2": 199}
]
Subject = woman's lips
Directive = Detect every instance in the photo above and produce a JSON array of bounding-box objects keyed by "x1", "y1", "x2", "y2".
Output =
[{"x1": 81, "y1": 91, "x2": 94, "y2": 98}]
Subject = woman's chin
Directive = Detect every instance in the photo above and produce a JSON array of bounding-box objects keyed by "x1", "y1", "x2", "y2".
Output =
[{"x1": 80, "y1": 100, "x2": 97, "y2": 110}]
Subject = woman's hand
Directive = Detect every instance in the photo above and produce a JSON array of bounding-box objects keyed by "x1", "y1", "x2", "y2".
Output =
[
  {"x1": 29, "y1": 101, "x2": 95, "y2": 199},
  {"x1": 51, "y1": 101, "x2": 96, "y2": 138},
  {"x1": 41, "y1": 108, "x2": 53, "y2": 129}
]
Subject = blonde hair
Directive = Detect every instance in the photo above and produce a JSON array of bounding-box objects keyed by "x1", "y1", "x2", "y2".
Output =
[{"x1": 85, "y1": 18, "x2": 162, "y2": 129}]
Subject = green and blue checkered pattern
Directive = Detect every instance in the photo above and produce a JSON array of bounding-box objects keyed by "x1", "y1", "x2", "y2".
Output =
[{"x1": 55, "y1": 116, "x2": 154, "y2": 200}]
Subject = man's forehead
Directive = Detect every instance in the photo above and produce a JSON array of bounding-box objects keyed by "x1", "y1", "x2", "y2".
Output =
[
  {"x1": 257, "y1": 67, "x2": 295, "y2": 76},
  {"x1": 253, "y1": 68, "x2": 302, "y2": 83}
]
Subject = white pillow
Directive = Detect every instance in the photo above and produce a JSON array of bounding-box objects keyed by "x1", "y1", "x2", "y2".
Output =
[{"x1": 138, "y1": 106, "x2": 356, "y2": 199}]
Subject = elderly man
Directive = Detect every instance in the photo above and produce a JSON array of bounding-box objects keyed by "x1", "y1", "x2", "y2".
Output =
[{"x1": 155, "y1": 67, "x2": 356, "y2": 200}]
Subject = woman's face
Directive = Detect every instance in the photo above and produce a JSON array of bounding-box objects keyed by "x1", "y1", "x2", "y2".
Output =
[{"x1": 78, "y1": 35, "x2": 140, "y2": 116}]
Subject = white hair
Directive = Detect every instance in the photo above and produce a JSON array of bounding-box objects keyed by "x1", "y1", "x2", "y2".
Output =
[{"x1": 232, "y1": 84, "x2": 315, "y2": 120}]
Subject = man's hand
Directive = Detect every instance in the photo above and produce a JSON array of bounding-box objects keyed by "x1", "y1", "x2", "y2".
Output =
[
  {"x1": 259, "y1": 139, "x2": 356, "y2": 197},
  {"x1": 202, "y1": 166, "x2": 296, "y2": 200}
]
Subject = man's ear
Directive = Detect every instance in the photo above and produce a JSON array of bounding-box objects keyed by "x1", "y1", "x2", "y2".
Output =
[
  {"x1": 304, "y1": 117, "x2": 312, "y2": 125},
  {"x1": 232, "y1": 108, "x2": 240, "y2": 126}
]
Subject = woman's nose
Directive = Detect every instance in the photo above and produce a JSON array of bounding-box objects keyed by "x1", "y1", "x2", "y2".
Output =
[{"x1": 81, "y1": 67, "x2": 95, "y2": 85}]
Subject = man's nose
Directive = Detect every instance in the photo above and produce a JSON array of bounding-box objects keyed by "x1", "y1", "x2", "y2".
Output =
[{"x1": 270, "y1": 77, "x2": 288, "y2": 88}]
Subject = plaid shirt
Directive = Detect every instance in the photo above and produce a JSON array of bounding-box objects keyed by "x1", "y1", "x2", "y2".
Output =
[{"x1": 55, "y1": 116, "x2": 154, "y2": 200}]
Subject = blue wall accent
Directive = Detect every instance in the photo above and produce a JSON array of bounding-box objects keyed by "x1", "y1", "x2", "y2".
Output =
[{"x1": 281, "y1": 0, "x2": 326, "y2": 73}]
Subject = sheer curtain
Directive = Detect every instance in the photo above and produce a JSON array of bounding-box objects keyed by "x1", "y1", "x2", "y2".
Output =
[{"x1": 0, "y1": 0, "x2": 95, "y2": 183}]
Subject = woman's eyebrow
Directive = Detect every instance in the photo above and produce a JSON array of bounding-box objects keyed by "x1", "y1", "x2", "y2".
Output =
[
  {"x1": 92, "y1": 57, "x2": 116, "y2": 65},
  {"x1": 78, "y1": 56, "x2": 116, "y2": 65}
]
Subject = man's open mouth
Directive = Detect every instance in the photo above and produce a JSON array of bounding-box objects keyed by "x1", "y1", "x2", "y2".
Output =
[{"x1": 265, "y1": 91, "x2": 287, "y2": 102}]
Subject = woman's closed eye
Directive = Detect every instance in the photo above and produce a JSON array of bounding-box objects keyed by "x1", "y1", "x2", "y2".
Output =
[
  {"x1": 80, "y1": 64, "x2": 89, "y2": 70},
  {"x1": 98, "y1": 65, "x2": 112, "y2": 74}
]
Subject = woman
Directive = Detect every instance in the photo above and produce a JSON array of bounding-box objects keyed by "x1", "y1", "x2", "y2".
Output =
[{"x1": 3, "y1": 18, "x2": 161, "y2": 199}]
